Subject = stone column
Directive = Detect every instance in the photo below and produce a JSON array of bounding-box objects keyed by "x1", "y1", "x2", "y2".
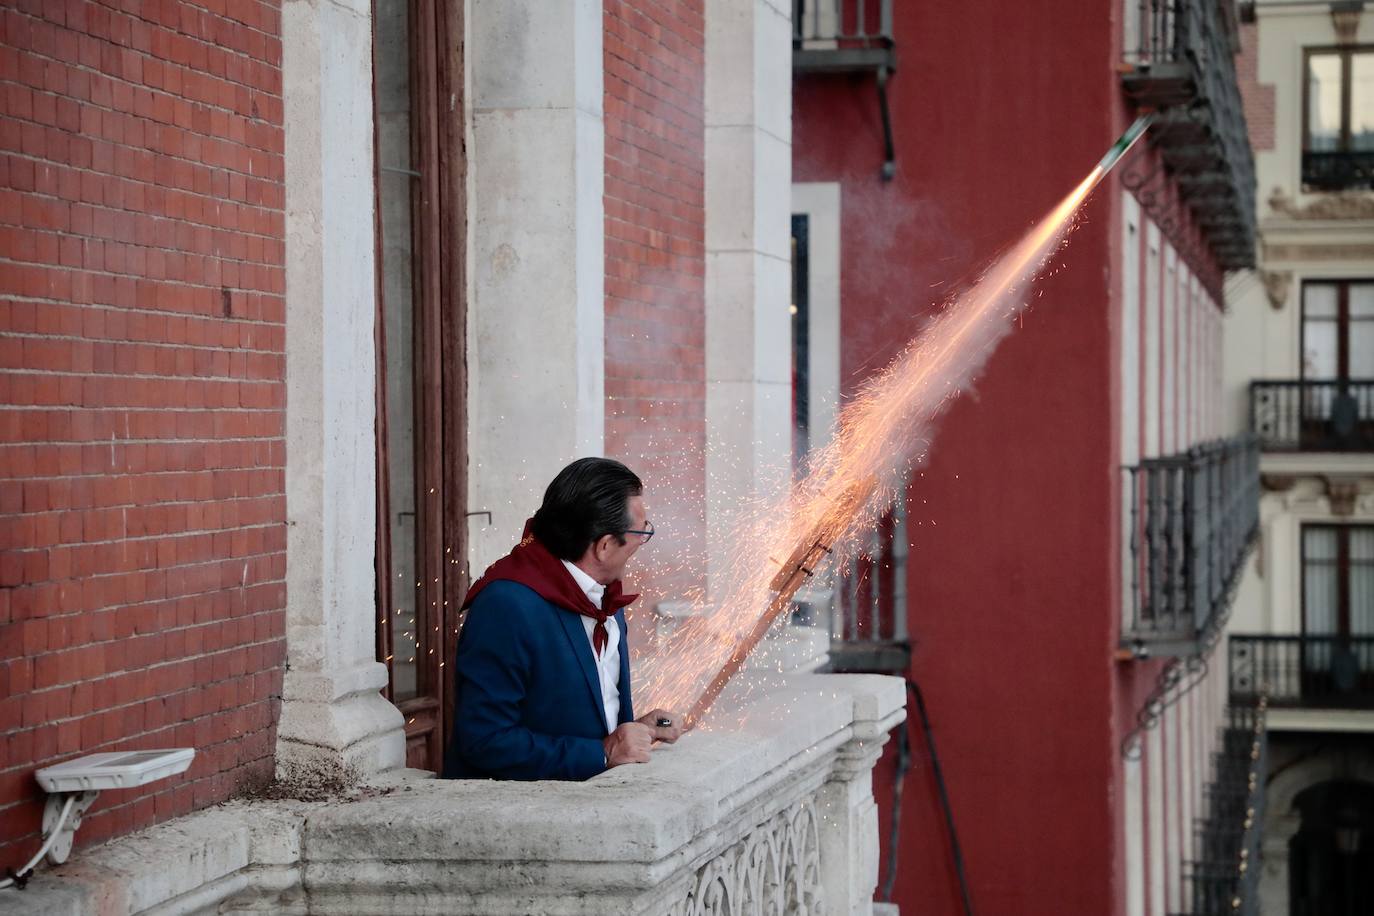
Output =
[
  {"x1": 277, "y1": 0, "x2": 405, "y2": 781},
  {"x1": 465, "y1": 0, "x2": 605, "y2": 571},
  {"x1": 815, "y1": 695, "x2": 905, "y2": 915},
  {"x1": 703, "y1": 0, "x2": 794, "y2": 602}
]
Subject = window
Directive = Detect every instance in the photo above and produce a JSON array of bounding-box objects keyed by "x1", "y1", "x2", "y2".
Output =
[
  {"x1": 1298, "y1": 281, "x2": 1374, "y2": 450},
  {"x1": 1301, "y1": 280, "x2": 1374, "y2": 381},
  {"x1": 1302, "y1": 46, "x2": 1374, "y2": 190},
  {"x1": 1302, "y1": 525, "x2": 1374, "y2": 639},
  {"x1": 372, "y1": 0, "x2": 466, "y2": 772},
  {"x1": 791, "y1": 215, "x2": 810, "y2": 474},
  {"x1": 1302, "y1": 525, "x2": 1374, "y2": 699}
]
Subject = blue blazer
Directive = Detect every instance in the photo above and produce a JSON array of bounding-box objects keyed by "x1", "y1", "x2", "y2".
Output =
[{"x1": 443, "y1": 579, "x2": 634, "y2": 781}]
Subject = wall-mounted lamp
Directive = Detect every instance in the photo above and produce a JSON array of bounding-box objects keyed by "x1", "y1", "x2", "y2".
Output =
[{"x1": 0, "y1": 749, "x2": 194, "y2": 891}]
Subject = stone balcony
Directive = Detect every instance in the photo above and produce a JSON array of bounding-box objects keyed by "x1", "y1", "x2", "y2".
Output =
[{"x1": 0, "y1": 674, "x2": 905, "y2": 916}]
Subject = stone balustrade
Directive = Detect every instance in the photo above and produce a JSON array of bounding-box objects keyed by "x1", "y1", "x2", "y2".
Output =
[{"x1": 1, "y1": 673, "x2": 905, "y2": 916}]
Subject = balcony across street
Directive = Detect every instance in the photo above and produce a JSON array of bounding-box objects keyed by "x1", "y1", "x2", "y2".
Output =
[
  {"x1": 1120, "y1": 0, "x2": 1258, "y2": 270},
  {"x1": 1178, "y1": 702, "x2": 1268, "y2": 916},
  {"x1": 1303, "y1": 151, "x2": 1374, "y2": 192},
  {"x1": 1251, "y1": 380, "x2": 1374, "y2": 451},
  {"x1": 791, "y1": 0, "x2": 898, "y2": 178},
  {"x1": 1124, "y1": 435, "x2": 1261, "y2": 656},
  {"x1": 1231, "y1": 636, "x2": 1374, "y2": 709}
]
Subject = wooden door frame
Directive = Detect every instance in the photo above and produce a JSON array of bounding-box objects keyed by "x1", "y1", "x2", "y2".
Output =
[
  {"x1": 436, "y1": 0, "x2": 468, "y2": 760},
  {"x1": 371, "y1": 0, "x2": 467, "y2": 773}
]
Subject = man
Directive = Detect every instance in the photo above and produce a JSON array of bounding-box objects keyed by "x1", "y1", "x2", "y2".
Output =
[{"x1": 443, "y1": 457, "x2": 684, "y2": 780}]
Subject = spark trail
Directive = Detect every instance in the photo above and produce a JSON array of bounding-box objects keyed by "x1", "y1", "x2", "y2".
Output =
[{"x1": 640, "y1": 116, "x2": 1155, "y2": 725}]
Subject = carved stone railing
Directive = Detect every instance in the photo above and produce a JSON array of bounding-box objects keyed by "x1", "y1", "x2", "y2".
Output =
[
  {"x1": 0, "y1": 674, "x2": 905, "y2": 916},
  {"x1": 669, "y1": 798, "x2": 823, "y2": 916}
]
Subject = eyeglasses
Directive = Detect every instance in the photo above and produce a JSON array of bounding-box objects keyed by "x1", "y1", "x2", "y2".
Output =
[{"x1": 624, "y1": 520, "x2": 655, "y2": 543}]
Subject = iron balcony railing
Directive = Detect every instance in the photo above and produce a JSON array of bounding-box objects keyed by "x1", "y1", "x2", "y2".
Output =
[
  {"x1": 1230, "y1": 635, "x2": 1374, "y2": 709},
  {"x1": 1302, "y1": 150, "x2": 1374, "y2": 192},
  {"x1": 792, "y1": 0, "x2": 898, "y2": 179},
  {"x1": 1121, "y1": 0, "x2": 1257, "y2": 270},
  {"x1": 1124, "y1": 435, "x2": 1260, "y2": 656},
  {"x1": 1250, "y1": 379, "x2": 1374, "y2": 452},
  {"x1": 805, "y1": 501, "x2": 909, "y2": 674},
  {"x1": 792, "y1": 0, "x2": 894, "y2": 70},
  {"x1": 1177, "y1": 701, "x2": 1267, "y2": 916}
]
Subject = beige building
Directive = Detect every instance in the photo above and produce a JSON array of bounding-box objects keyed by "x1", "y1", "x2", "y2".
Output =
[{"x1": 1224, "y1": 2, "x2": 1374, "y2": 913}]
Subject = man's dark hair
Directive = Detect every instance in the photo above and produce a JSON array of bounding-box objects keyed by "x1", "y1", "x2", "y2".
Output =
[{"x1": 531, "y1": 457, "x2": 643, "y2": 561}]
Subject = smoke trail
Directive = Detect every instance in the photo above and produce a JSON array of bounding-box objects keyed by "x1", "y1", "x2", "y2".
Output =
[{"x1": 638, "y1": 163, "x2": 1113, "y2": 716}]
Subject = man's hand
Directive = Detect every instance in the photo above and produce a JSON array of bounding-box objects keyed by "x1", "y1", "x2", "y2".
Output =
[
  {"x1": 636, "y1": 708, "x2": 685, "y2": 744},
  {"x1": 603, "y1": 722, "x2": 653, "y2": 767}
]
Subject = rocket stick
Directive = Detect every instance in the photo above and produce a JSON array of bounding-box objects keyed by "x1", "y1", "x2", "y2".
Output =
[{"x1": 684, "y1": 477, "x2": 879, "y2": 728}]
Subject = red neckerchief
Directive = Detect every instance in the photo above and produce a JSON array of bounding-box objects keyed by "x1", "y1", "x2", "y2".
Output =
[{"x1": 462, "y1": 520, "x2": 637, "y2": 655}]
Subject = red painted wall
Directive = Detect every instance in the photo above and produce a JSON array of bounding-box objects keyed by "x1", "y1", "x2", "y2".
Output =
[
  {"x1": 0, "y1": 0, "x2": 286, "y2": 864},
  {"x1": 796, "y1": 0, "x2": 1237, "y2": 910},
  {"x1": 795, "y1": 3, "x2": 1132, "y2": 913},
  {"x1": 602, "y1": 0, "x2": 707, "y2": 610}
]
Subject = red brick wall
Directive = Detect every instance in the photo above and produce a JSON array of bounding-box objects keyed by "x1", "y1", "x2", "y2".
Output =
[
  {"x1": 1236, "y1": 22, "x2": 1275, "y2": 152},
  {"x1": 602, "y1": 1, "x2": 707, "y2": 609},
  {"x1": 0, "y1": 0, "x2": 286, "y2": 863}
]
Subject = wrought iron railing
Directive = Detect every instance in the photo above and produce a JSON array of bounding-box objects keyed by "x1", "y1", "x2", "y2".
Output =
[
  {"x1": 1250, "y1": 380, "x2": 1374, "y2": 452},
  {"x1": 1302, "y1": 150, "x2": 1374, "y2": 192},
  {"x1": 1178, "y1": 701, "x2": 1267, "y2": 916},
  {"x1": 792, "y1": 0, "x2": 893, "y2": 57},
  {"x1": 817, "y1": 501, "x2": 909, "y2": 674},
  {"x1": 1230, "y1": 635, "x2": 1374, "y2": 708},
  {"x1": 1121, "y1": 0, "x2": 1257, "y2": 270},
  {"x1": 792, "y1": 0, "x2": 898, "y2": 179},
  {"x1": 1123, "y1": 435, "x2": 1260, "y2": 656}
]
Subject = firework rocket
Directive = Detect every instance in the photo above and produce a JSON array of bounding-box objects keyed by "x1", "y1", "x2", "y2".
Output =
[{"x1": 1096, "y1": 114, "x2": 1153, "y2": 176}]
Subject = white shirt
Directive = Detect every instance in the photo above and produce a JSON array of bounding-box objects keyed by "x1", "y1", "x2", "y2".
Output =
[{"x1": 561, "y1": 560, "x2": 621, "y2": 733}]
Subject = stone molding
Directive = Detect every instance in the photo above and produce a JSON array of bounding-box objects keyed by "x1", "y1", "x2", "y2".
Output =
[
  {"x1": 1331, "y1": 1, "x2": 1363, "y2": 45},
  {"x1": 1262, "y1": 241, "x2": 1374, "y2": 262},
  {"x1": 1260, "y1": 473, "x2": 1299, "y2": 493},
  {"x1": 1258, "y1": 473, "x2": 1374, "y2": 516},
  {"x1": 1323, "y1": 475, "x2": 1362, "y2": 516},
  {"x1": 1259, "y1": 269, "x2": 1291, "y2": 310},
  {"x1": 1267, "y1": 186, "x2": 1374, "y2": 222},
  {"x1": 1, "y1": 675, "x2": 905, "y2": 916}
]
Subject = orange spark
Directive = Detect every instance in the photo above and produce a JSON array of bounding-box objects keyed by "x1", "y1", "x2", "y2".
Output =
[{"x1": 639, "y1": 163, "x2": 1115, "y2": 721}]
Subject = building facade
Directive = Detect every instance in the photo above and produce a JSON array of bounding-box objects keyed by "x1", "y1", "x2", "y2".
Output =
[
  {"x1": 1225, "y1": 2, "x2": 1374, "y2": 915},
  {"x1": 1, "y1": 1, "x2": 902, "y2": 912},
  {"x1": 793, "y1": 1, "x2": 1261, "y2": 914}
]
